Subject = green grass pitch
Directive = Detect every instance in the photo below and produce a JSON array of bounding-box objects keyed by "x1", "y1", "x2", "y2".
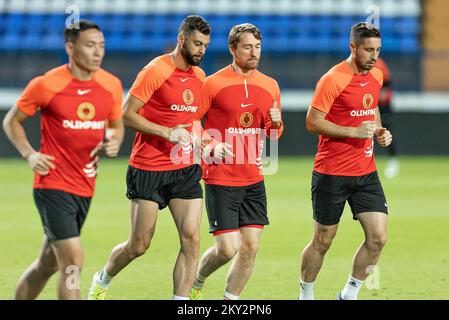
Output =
[{"x1": 0, "y1": 156, "x2": 448, "y2": 299}]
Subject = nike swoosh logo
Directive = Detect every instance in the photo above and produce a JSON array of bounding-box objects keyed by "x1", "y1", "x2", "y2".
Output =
[
  {"x1": 77, "y1": 89, "x2": 91, "y2": 95},
  {"x1": 360, "y1": 82, "x2": 369, "y2": 87},
  {"x1": 180, "y1": 78, "x2": 189, "y2": 82},
  {"x1": 240, "y1": 103, "x2": 252, "y2": 108}
]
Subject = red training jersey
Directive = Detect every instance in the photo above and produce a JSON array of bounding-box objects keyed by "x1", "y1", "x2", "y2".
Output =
[
  {"x1": 128, "y1": 54, "x2": 205, "y2": 171},
  {"x1": 310, "y1": 61, "x2": 383, "y2": 176},
  {"x1": 196, "y1": 65, "x2": 283, "y2": 186},
  {"x1": 16, "y1": 64, "x2": 123, "y2": 197}
]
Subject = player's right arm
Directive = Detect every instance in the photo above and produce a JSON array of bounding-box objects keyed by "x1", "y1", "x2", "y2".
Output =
[
  {"x1": 306, "y1": 107, "x2": 375, "y2": 139},
  {"x1": 2, "y1": 106, "x2": 55, "y2": 175},
  {"x1": 122, "y1": 94, "x2": 191, "y2": 144}
]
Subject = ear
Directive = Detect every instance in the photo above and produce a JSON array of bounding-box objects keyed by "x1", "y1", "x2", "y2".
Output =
[
  {"x1": 65, "y1": 42, "x2": 73, "y2": 56},
  {"x1": 177, "y1": 34, "x2": 185, "y2": 47},
  {"x1": 228, "y1": 45, "x2": 235, "y2": 58},
  {"x1": 349, "y1": 41, "x2": 356, "y2": 54}
]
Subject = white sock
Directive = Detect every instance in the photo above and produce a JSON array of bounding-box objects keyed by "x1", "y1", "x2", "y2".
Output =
[
  {"x1": 299, "y1": 280, "x2": 315, "y2": 300},
  {"x1": 193, "y1": 272, "x2": 207, "y2": 289},
  {"x1": 341, "y1": 275, "x2": 364, "y2": 300},
  {"x1": 96, "y1": 268, "x2": 113, "y2": 288},
  {"x1": 172, "y1": 294, "x2": 189, "y2": 300},
  {"x1": 223, "y1": 290, "x2": 239, "y2": 300}
]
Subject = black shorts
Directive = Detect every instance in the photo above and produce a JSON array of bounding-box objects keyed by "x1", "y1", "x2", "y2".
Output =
[
  {"x1": 126, "y1": 164, "x2": 203, "y2": 210},
  {"x1": 34, "y1": 189, "x2": 92, "y2": 241},
  {"x1": 311, "y1": 171, "x2": 388, "y2": 226},
  {"x1": 205, "y1": 181, "x2": 269, "y2": 234}
]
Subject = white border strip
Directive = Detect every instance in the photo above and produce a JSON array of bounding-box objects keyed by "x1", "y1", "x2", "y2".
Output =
[{"x1": 1, "y1": 0, "x2": 421, "y2": 16}]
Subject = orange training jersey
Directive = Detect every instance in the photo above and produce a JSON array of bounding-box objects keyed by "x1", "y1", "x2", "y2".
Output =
[
  {"x1": 310, "y1": 61, "x2": 383, "y2": 176},
  {"x1": 196, "y1": 65, "x2": 283, "y2": 186},
  {"x1": 16, "y1": 64, "x2": 123, "y2": 197},
  {"x1": 128, "y1": 54, "x2": 205, "y2": 171}
]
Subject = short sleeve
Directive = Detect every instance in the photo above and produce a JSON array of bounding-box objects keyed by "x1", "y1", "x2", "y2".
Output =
[
  {"x1": 108, "y1": 79, "x2": 124, "y2": 121},
  {"x1": 16, "y1": 76, "x2": 46, "y2": 116},
  {"x1": 310, "y1": 73, "x2": 341, "y2": 114},
  {"x1": 129, "y1": 65, "x2": 169, "y2": 103}
]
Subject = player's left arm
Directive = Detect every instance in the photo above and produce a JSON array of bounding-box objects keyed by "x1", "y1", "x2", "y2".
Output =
[
  {"x1": 264, "y1": 85, "x2": 283, "y2": 140},
  {"x1": 374, "y1": 107, "x2": 393, "y2": 147},
  {"x1": 102, "y1": 79, "x2": 125, "y2": 157},
  {"x1": 102, "y1": 118, "x2": 124, "y2": 157}
]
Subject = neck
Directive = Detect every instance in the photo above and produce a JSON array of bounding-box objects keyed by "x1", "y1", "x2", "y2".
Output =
[
  {"x1": 68, "y1": 61, "x2": 95, "y2": 80},
  {"x1": 231, "y1": 62, "x2": 256, "y2": 76},
  {"x1": 170, "y1": 47, "x2": 191, "y2": 71},
  {"x1": 346, "y1": 55, "x2": 368, "y2": 75}
]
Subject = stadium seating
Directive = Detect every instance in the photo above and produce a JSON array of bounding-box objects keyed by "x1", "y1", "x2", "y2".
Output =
[
  {"x1": 0, "y1": 0, "x2": 421, "y2": 53},
  {"x1": 0, "y1": 0, "x2": 422, "y2": 90}
]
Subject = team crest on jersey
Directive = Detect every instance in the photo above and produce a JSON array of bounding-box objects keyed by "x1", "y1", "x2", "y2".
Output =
[
  {"x1": 77, "y1": 102, "x2": 95, "y2": 120},
  {"x1": 183, "y1": 89, "x2": 194, "y2": 105},
  {"x1": 362, "y1": 93, "x2": 374, "y2": 109},
  {"x1": 240, "y1": 112, "x2": 254, "y2": 127}
]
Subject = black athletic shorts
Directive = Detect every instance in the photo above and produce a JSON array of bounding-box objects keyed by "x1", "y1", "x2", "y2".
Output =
[
  {"x1": 311, "y1": 171, "x2": 388, "y2": 226},
  {"x1": 33, "y1": 189, "x2": 92, "y2": 241},
  {"x1": 205, "y1": 181, "x2": 269, "y2": 234},
  {"x1": 126, "y1": 164, "x2": 203, "y2": 210}
]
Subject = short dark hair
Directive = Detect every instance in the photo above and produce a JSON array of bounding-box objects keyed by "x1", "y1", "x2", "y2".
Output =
[
  {"x1": 228, "y1": 23, "x2": 262, "y2": 49},
  {"x1": 178, "y1": 15, "x2": 211, "y2": 36},
  {"x1": 350, "y1": 22, "x2": 381, "y2": 44},
  {"x1": 64, "y1": 20, "x2": 101, "y2": 43}
]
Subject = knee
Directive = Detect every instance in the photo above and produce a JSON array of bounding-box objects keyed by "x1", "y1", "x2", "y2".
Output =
[
  {"x1": 312, "y1": 235, "x2": 334, "y2": 254},
  {"x1": 366, "y1": 235, "x2": 388, "y2": 252},
  {"x1": 239, "y1": 241, "x2": 260, "y2": 258},
  {"x1": 58, "y1": 256, "x2": 84, "y2": 274},
  {"x1": 216, "y1": 244, "x2": 239, "y2": 261},
  {"x1": 180, "y1": 231, "x2": 200, "y2": 253},
  {"x1": 126, "y1": 239, "x2": 150, "y2": 259},
  {"x1": 36, "y1": 259, "x2": 58, "y2": 276}
]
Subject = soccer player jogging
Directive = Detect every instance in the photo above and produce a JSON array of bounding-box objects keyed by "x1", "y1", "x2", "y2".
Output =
[
  {"x1": 190, "y1": 23, "x2": 283, "y2": 300},
  {"x1": 2, "y1": 21, "x2": 124, "y2": 300},
  {"x1": 298, "y1": 23, "x2": 392, "y2": 300},
  {"x1": 88, "y1": 15, "x2": 211, "y2": 300}
]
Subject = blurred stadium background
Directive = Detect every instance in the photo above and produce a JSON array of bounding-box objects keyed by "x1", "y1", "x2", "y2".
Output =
[{"x1": 1, "y1": 0, "x2": 448, "y2": 300}]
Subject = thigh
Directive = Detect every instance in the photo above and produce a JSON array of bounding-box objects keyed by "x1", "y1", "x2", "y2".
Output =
[
  {"x1": 36, "y1": 235, "x2": 58, "y2": 269},
  {"x1": 239, "y1": 227, "x2": 263, "y2": 252},
  {"x1": 50, "y1": 236, "x2": 84, "y2": 267},
  {"x1": 357, "y1": 212, "x2": 388, "y2": 240},
  {"x1": 129, "y1": 199, "x2": 159, "y2": 246},
  {"x1": 239, "y1": 181, "x2": 269, "y2": 228},
  {"x1": 205, "y1": 184, "x2": 244, "y2": 235},
  {"x1": 311, "y1": 172, "x2": 351, "y2": 226},
  {"x1": 312, "y1": 220, "x2": 339, "y2": 242},
  {"x1": 34, "y1": 189, "x2": 87, "y2": 241},
  {"x1": 348, "y1": 172, "x2": 388, "y2": 219},
  {"x1": 215, "y1": 231, "x2": 241, "y2": 254},
  {"x1": 168, "y1": 198, "x2": 202, "y2": 237}
]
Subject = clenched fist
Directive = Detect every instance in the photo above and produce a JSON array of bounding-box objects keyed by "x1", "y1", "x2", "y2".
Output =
[
  {"x1": 269, "y1": 101, "x2": 282, "y2": 129},
  {"x1": 375, "y1": 127, "x2": 393, "y2": 147}
]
